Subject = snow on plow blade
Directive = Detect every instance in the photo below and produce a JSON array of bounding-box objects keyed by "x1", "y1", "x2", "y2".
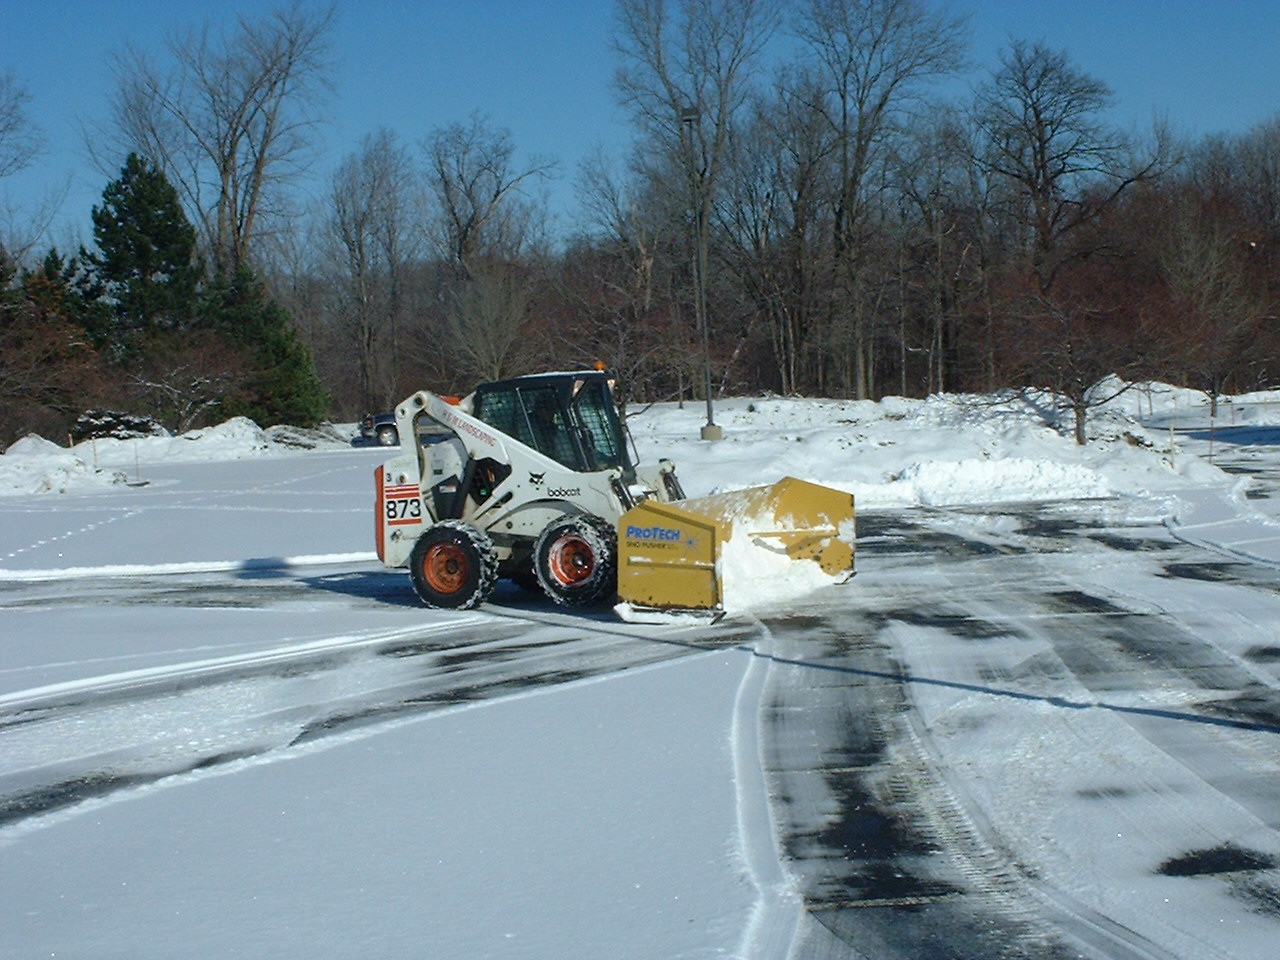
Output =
[{"x1": 615, "y1": 477, "x2": 855, "y2": 621}]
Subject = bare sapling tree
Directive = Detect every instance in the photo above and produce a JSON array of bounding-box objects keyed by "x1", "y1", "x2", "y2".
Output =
[
  {"x1": 125, "y1": 328, "x2": 252, "y2": 431},
  {"x1": 107, "y1": 3, "x2": 335, "y2": 277},
  {"x1": 1016, "y1": 290, "x2": 1151, "y2": 445}
]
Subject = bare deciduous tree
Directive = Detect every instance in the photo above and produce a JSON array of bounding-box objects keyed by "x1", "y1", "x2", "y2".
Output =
[
  {"x1": 797, "y1": 0, "x2": 966, "y2": 241},
  {"x1": 613, "y1": 0, "x2": 780, "y2": 408},
  {"x1": 614, "y1": 0, "x2": 778, "y2": 198},
  {"x1": 0, "y1": 283, "x2": 110, "y2": 446},
  {"x1": 568, "y1": 149, "x2": 692, "y2": 405},
  {"x1": 325, "y1": 129, "x2": 424, "y2": 411},
  {"x1": 1222, "y1": 118, "x2": 1280, "y2": 245},
  {"x1": 422, "y1": 113, "x2": 553, "y2": 278},
  {"x1": 970, "y1": 40, "x2": 1173, "y2": 441},
  {"x1": 892, "y1": 107, "x2": 979, "y2": 394},
  {"x1": 973, "y1": 39, "x2": 1169, "y2": 295},
  {"x1": 107, "y1": 3, "x2": 334, "y2": 277},
  {"x1": 444, "y1": 264, "x2": 538, "y2": 383},
  {"x1": 0, "y1": 71, "x2": 43, "y2": 179},
  {"x1": 0, "y1": 71, "x2": 57, "y2": 265},
  {"x1": 1156, "y1": 192, "x2": 1270, "y2": 413},
  {"x1": 126, "y1": 328, "x2": 252, "y2": 431},
  {"x1": 718, "y1": 79, "x2": 836, "y2": 396},
  {"x1": 795, "y1": 0, "x2": 967, "y2": 398}
]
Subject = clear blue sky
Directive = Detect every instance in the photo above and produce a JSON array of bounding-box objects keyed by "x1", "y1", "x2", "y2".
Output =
[{"x1": 3, "y1": 0, "x2": 1280, "y2": 253}]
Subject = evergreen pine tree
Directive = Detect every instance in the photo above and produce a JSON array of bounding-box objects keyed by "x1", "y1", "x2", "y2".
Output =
[
  {"x1": 23, "y1": 248, "x2": 109, "y2": 343},
  {"x1": 203, "y1": 265, "x2": 328, "y2": 426},
  {"x1": 1, "y1": 250, "x2": 112, "y2": 445},
  {"x1": 87, "y1": 153, "x2": 201, "y2": 340}
]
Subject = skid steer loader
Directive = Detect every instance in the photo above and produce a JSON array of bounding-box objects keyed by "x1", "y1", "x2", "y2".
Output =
[{"x1": 374, "y1": 370, "x2": 854, "y2": 618}]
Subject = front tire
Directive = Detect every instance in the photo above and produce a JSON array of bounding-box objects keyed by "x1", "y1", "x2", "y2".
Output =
[
  {"x1": 409, "y1": 521, "x2": 498, "y2": 609},
  {"x1": 377, "y1": 424, "x2": 399, "y2": 446},
  {"x1": 534, "y1": 514, "x2": 617, "y2": 606}
]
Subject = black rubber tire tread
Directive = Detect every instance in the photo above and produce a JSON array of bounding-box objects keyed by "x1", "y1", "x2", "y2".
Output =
[
  {"x1": 534, "y1": 513, "x2": 618, "y2": 607},
  {"x1": 408, "y1": 520, "x2": 498, "y2": 609}
]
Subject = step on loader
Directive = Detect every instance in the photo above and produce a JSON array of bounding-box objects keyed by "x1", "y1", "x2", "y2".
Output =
[{"x1": 374, "y1": 370, "x2": 854, "y2": 619}]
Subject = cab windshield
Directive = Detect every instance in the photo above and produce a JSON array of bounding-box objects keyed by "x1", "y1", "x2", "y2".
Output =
[{"x1": 472, "y1": 376, "x2": 632, "y2": 474}]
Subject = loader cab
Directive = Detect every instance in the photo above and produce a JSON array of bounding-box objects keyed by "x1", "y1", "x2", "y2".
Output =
[{"x1": 471, "y1": 371, "x2": 634, "y2": 477}]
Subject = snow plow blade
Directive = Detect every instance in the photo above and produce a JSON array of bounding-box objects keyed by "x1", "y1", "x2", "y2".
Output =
[{"x1": 615, "y1": 476, "x2": 855, "y2": 619}]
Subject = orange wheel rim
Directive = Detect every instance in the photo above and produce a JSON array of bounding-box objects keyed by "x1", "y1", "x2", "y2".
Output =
[
  {"x1": 423, "y1": 542, "x2": 469, "y2": 594},
  {"x1": 548, "y1": 535, "x2": 595, "y2": 586}
]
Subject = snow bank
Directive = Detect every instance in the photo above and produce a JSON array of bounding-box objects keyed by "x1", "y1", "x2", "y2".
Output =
[
  {"x1": 0, "y1": 435, "x2": 130, "y2": 495},
  {"x1": 894, "y1": 456, "x2": 1112, "y2": 506},
  {"x1": 1091, "y1": 375, "x2": 1280, "y2": 428},
  {"x1": 0, "y1": 379, "x2": 1241, "y2": 518},
  {"x1": 75, "y1": 417, "x2": 270, "y2": 467},
  {"x1": 629, "y1": 385, "x2": 1227, "y2": 512},
  {"x1": 0, "y1": 419, "x2": 356, "y2": 497}
]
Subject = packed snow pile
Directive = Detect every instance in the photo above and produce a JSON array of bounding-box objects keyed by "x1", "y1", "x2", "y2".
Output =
[
  {"x1": 0, "y1": 382, "x2": 1240, "y2": 503},
  {"x1": 892, "y1": 456, "x2": 1112, "y2": 506},
  {"x1": 0, "y1": 435, "x2": 131, "y2": 495},
  {"x1": 717, "y1": 517, "x2": 849, "y2": 615},
  {"x1": 629, "y1": 386, "x2": 1227, "y2": 509},
  {"x1": 76, "y1": 417, "x2": 280, "y2": 467},
  {"x1": 0, "y1": 418, "x2": 356, "y2": 496}
]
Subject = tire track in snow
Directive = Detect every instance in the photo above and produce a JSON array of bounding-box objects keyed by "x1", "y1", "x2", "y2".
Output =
[
  {"x1": 864, "y1": 504, "x2": 1280, "y2": 959},
  {"x1": 0, "y1": 605, "x2": 752, "y2": 835},
  {"x1": 746, "y1": 506, "x2": 1271, "y2": 959},
  {"x1": 0, "y1": 618, "x2": 499, "y2": 831},
  {"x1": 731, "y1": 619, "x2": 804, "y2": 959}
]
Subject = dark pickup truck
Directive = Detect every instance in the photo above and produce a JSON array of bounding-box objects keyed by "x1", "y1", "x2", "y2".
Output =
[{"x1": 359, "y1": 412, "x2": 400, "y2": 446}]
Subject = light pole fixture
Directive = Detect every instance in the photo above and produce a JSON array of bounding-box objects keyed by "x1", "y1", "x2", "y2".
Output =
[{"x1": 680, "y1": 104, "x2": 722, "y2": 441}]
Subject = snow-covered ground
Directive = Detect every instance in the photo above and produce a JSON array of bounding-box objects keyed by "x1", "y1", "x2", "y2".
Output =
[{"x1": 2, "y1": 382, "x2": 1279, "y2": 958}]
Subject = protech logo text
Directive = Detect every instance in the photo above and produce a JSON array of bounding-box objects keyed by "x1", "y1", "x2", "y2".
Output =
[{"x1": 626, "y1": 524, "x2": 682, "y2": 541}]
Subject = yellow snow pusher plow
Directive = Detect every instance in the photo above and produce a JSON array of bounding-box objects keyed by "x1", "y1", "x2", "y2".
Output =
[
  {"x1": 615, "y1": 476, "x2": 855, "y2": 621},
  {"x1": 375, "y1": 370, "x2": 854, "y2": 618}
]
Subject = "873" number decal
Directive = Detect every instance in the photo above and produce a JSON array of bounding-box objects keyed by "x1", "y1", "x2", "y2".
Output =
[{"x1": 384, "y1": 485, "x2": 424, "y2": 526}]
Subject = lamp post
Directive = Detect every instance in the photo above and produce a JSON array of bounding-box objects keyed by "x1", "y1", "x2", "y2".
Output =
[{"x1": 680, "y1": 105, "x2": 722, "y2": 441}]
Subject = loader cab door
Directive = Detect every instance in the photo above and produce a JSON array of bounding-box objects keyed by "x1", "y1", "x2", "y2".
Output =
[{"x1": 568, "y1": 376, "x2": 631, "y2": 473}]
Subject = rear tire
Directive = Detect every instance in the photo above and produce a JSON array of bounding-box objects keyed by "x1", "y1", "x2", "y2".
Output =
[
  {"x1": 409, "y1": 521, "x2": 498, "y2": 609},
  {"x1": 377, "y1": 424, "x2": 399, "y2": 446},
  {"x1": 534, "y1": 514, "x2": 617, "y2": 606}
]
